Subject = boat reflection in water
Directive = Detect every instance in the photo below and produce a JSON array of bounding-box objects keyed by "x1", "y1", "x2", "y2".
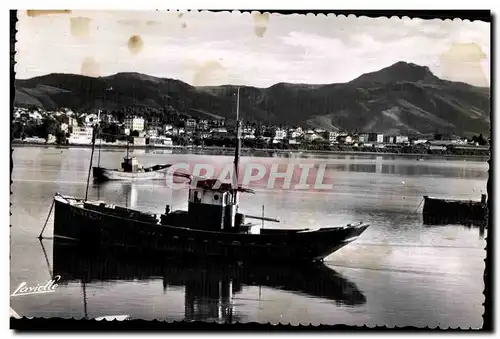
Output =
[{"x1": 52, "y1": 240, "x2": 366, "y2": 323}]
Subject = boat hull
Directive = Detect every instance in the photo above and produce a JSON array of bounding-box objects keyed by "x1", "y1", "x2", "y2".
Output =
[
  {"x1": 53, "y1": 195, "x2": 369, "y2": 263},
  {"x1": 92, "y1": 165, "x2": 171, "y2": 181},
  {"x1": 422, "y1": 196, "x2": 487, "y2": 226}
]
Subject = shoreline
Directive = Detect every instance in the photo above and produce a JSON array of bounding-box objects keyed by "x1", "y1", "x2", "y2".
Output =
[{"x1": 11, "y1": 142, "x2": 489, "y2": 160}]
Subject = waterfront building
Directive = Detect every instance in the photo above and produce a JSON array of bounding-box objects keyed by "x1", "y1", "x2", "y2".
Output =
[
  {"x1": 68, "y1": 126, "x2": 94, "y2": 144},
  {"x1": 124, "y1": 116, "x2": 145, "y2": 132},
  {"x1": 395, "y1": 135, "x2": 409, "y2": 144},
  {"x1": 147, "y1": 129, "x2": 158, "y2": 137},
  {"x1": 368, "y1": 133, "x2": 384, "y2": 143},
  {"x1": 384, "y1": 135, "x2": 395, "y2": 143},
  {"x1": 274, "y1": 128, "x2": 287, "y2": 140},
  {"x1": 186, "y1": 118, "x2": 197, "y2": 128},
  {"x1": 304, "y1": 131, "x2": 320, "y2": 142},
  {"x1": 358, "y1": 133, "x2": 369, "y2": 143}
]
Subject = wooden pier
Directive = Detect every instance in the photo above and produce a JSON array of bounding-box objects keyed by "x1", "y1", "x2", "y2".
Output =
[{"x1": 422, "y1": 194, "x2": 488, "y2": 226}]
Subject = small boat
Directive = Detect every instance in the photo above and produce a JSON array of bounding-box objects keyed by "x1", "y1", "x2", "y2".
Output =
[
  {"x1": 50, "y1": 88, "x2": 369, "y2": 263},
  {"x1": 92, "y1": 161, "x2": 173, "y2": 181},
  {"x1": 422, "y1": 194, "x2": 488, "y2": 226},
  {"x1": 92, "y1": 140, "x2": 173, "y2": 182}
]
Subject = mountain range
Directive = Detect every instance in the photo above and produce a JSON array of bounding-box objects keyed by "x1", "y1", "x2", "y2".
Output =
[{"x1": 14, "y1": 61, "x2": 491, "y2": 136}]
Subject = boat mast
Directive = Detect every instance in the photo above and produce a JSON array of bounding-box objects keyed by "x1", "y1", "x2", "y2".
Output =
[
  {"x1": 232, "y1": 87, "x2": 241, "y2": 204},
  {"x1": 85, "y1": 125, "x2": 97, "y2": 201},
  {"x1": 97, "y1": 109, "x2": 101, "y2": 167}
]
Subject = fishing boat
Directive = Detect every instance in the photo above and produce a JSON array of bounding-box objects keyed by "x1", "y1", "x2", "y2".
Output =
[
  {"x1": 92, "y1": 140, "x2": 173, "y2": 182},
  {"x1": 48, "y1": 88, "x2": 369, "y2": 263}
]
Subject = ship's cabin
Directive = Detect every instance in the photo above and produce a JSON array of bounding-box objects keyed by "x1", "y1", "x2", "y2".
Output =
[
  {"x1": 161, "y1": 179, "x2": 260, "y2": 233},
  {"x1": 121, "y1": 156, "x2": 139, "y2": 173}
]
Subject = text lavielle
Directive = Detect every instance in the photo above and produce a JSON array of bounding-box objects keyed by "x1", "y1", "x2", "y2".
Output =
[{"x1": 11, "y1": 275, "x2": 61, "y2": 297}]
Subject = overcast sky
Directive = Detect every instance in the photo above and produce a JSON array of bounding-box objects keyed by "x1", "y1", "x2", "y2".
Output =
[{"x1": 15, "y1": 10, "x2": 490, "y2": 87}]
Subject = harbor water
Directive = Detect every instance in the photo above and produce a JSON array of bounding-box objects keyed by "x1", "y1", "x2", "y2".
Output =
[{"x1": 10, "y1": 147, "x2": 487, "y2": 328}]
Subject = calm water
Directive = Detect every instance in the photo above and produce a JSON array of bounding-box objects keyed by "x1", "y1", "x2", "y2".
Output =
[{"x1": 10, "y1": 147, "x2": 487, "y2": 328}]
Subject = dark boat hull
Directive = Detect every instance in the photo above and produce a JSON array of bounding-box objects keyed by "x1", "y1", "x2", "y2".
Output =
[
  {"x1": 422, "y1": 196, "x2": 487, "y2": 226},
  {"x1": 53, "y1": 195, "x2": 369, "y2": 263}
]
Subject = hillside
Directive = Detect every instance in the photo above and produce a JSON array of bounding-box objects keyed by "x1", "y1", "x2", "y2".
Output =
[{"x1": 14, "y1": 62, "x2": 491, "y2": 136}]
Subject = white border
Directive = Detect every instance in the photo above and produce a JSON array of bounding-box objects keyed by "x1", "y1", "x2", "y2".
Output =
[{"x1": 2, "y1": 1, "x2": 497, "y2": 339}]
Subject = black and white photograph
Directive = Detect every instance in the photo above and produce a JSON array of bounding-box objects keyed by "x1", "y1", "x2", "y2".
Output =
[{"x1": 9, "y1": 9, "x2": 491, "y2": 330}]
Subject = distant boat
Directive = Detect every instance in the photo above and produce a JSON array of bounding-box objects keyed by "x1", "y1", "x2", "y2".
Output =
[
  {"x1": 92, "y1": 161, "x2": 173, "y2": 182},
  {"x1": 92, "y1": 139, "x2": 173, "y2": 182}
]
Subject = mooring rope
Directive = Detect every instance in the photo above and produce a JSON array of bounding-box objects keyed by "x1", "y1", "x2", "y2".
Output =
[
  {"x1": 38, "y1": 199, "x2": 55, "y2": 239},
  {"x1": 414, "y1": 197, "x2": 425, "y2": 213}
]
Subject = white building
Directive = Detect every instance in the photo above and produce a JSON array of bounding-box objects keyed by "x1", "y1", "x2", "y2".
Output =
[
  {"x1": 172, "y1": 127, "x2": 186, "y2": 135},
  {"x1": 29, "y1": 111, "x2": 43, "y2": 121},
  {"x1": 197, "y1": 120, "x2": 209, "y2": 130},
  {"x1": 150, "y1": 136, "x2": 173, "y2": 147},
  {"x1": 210, "y1": 127, "x2": 227, "y2": 134},
  {"x1": 426, "y1": 141, "x2": 450, "y2": 151},
  {"x1": 186, "y1": 118, "x2": 197, "y2": 128},
  {"x1": 304, "y1": 131, "x2": 320, "y2": 141},
  {"x1": 68, "y1": 127, "x2": 94, "y2": 144},
  {"x1": 147, "y1": 129, "x2": 158, "y2": 137},
  {"x1": 274, "y1": 128, "x2": 287, "y2": 140},
  {"x1": 133, "y1": 137, "x2": 146, "y2": 146},
  {"x1": 328, "y1": 131, "x2": 340, "y2": 143},
  {"x1": 412, "y1": 139, "x2": 428, "y2": 145},
  {"x1": 449, "y1": 139, "x2": 468, "y2": 145},
  {"x1": 23, "y1": 137, "x2": 46, "y2": 144},
  {"x1": 68, "y1": 117, "x2": 79, "y2": 127},
  {"x1": 368, "y1": 133, "x2": 384, "y2": 143},
  {"x1": 47, "y1": 134, "x2": 56, "y2": 144},
  {"x1": 358, "y1": 134, "x2": 369, "y2": 143},
  {"x1": 124, "y1": 116, "x2": 145, "y2": 132},
  {"x1": 395, "y1": 135, "x2": 409, "y2": 144},
  {"x1": 242, "y1": 127, "x2": 256, "y2": 135},
  {"x1": 289, "y1": 130, "x2": 302, "y2": 139}
]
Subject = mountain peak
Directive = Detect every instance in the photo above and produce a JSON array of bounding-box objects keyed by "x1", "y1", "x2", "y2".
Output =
[
  {"x1": 14, "y1": 61, "x2": 490, "y2": 136},
  {"x1": 351, "y1": 61, "x2": 437, "y2": 84}
]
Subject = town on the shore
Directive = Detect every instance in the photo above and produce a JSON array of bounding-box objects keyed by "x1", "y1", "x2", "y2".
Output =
[{"x1": 12, "y1": 107, "x2": 490, "y2": 156}]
